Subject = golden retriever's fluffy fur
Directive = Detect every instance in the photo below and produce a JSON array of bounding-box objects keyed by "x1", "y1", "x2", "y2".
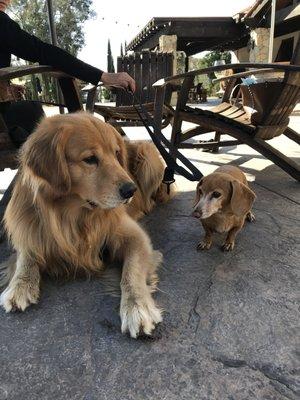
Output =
[{"x1": 0, "y1": 112, "x2": 174, "y2": 338}]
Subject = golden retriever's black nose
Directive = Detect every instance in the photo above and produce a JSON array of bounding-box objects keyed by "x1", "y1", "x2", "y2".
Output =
[{"x1": 119, "y1": 182, "x2": 137, "y2": 199}]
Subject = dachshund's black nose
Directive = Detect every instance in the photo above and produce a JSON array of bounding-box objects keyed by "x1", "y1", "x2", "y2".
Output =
[{"x1": 119, "y1": 182, "x2": 137, "y2": 199}]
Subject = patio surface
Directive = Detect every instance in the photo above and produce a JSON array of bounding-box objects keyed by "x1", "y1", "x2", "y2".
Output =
[{"x1": 0, "y1": 101, "x2": 299, "y2": 400}]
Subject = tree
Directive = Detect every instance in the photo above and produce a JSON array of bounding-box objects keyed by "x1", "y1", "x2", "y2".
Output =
[
  {"x1": 10, "y1": 0, "x2": 95, "y2": 101},
  {"x1": 107, "y1": 39, "x2": 115, "y2": 73},
  {"x1": 120, "y1": 43, "x2": 124, "y2": 58},
  {"x1": 201, "y1": 51, "x2": 231, "y2": 68},
  {"x1": 11, "y1": 0, "x2": 95, "y2": 55}
]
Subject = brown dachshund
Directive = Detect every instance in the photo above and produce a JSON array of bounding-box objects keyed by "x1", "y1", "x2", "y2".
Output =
[{"x1": 192, "y1": 166, "x2": 256, "y2": 251}]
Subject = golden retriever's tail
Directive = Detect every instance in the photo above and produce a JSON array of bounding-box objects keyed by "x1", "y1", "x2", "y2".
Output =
[{"x1": 0, "y1": 253, "x2": 16, "y2": 289}]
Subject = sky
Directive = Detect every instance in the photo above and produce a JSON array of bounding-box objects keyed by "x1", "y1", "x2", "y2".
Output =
[{"x1": 78, "y1": 0, "x2": 253, "y2": 72}]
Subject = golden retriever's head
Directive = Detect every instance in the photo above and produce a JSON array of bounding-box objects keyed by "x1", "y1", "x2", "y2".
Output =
[
  {"x1": 192, "y1": 172, "x2": 255, "y2": 219},
  {"x1": 21, "y1": 112, "x2": 136, "y2": 209}
]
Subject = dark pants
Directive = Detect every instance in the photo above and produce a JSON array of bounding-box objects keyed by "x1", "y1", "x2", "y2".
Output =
[
  {"x1": 0, "y1": 100, "x2": 45, "y2": 146},
  {"x1": 0, "y1": 101, "x2": 45, "y2": 241}
]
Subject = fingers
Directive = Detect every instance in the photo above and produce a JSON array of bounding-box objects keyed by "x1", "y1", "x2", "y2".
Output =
[
  {"x1": 127, "y1": 75, "x2": 136, "y2": 93},
  {"x1": 101, "y1": 72, "x2": 136, "y2": 93},
  {"x1": 118, "y1": 72, "x2": 135, "y2": 93}
]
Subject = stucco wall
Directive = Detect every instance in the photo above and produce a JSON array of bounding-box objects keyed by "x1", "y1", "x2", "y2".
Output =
[{"x1": 234, "y1": 31, "x2": 299, "y2": 63}]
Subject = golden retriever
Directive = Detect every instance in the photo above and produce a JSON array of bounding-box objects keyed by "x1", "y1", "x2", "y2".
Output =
[
  {"x1": 0, "y1": 112, "x2": 174, "y2": 338},
  {"x1": 192, "y1": 165, "x2": 255, "y2": 251}
]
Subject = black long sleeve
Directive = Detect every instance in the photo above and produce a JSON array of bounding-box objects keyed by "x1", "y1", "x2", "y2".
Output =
[{"x1": 0, "y1": 11, "x2": 103, "y2": 85}]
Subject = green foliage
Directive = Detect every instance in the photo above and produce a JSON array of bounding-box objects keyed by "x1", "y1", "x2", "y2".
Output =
[
  {"x1": 10, "y1": 0, "x2": 95, "y2": 102},
  {"x1": 11, "y1": 0, "x2": 95, "y2": 55},
  {"x1": 107, "y1": 39, "x2": 115, "y2": 73},
  {"x1": 189, "y1": 51, "x2": 232, "y2": 96},
  {"x1": 201, "y1": 51, "x2": 231, "y2": 68}
]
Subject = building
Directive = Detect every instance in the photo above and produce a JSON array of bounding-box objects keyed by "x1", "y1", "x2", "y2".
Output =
[{"x1": 126, "y1": 0, "x2": 300, "y2": 72}]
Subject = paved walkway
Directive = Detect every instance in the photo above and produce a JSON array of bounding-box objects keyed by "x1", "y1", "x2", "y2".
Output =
[{"x1": 0, "y1": 101, "x2": 299, "y2": 399}]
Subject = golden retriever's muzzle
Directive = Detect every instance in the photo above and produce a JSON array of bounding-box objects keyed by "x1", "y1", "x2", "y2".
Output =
[{"x1": 119, "y1": 182, "x2": 137, "y2": 200}]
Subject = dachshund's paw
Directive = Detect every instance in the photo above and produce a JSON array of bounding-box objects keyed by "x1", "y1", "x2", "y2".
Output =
[
  {"x1": 197, "y1": 239, "x2": 212, "y2": 251},
  {"x1": 120, "y1": 294, "x2": 162, "y2": 338},
  {"x1": 246, "y1": 211, "x2": 255, "y2": 222},
  {"x1": 222, "y1": 241, "x2": 235, "y2": 252},
  {"x1": 0, "y1": 281, "x2": 39, "y2": 312}
]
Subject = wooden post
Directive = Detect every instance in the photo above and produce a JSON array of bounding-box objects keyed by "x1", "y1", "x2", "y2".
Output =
[
  {"x1": 268, "y1": 0, "x2": 276, "y2": 62},
  {"x1": 46, "y1": 0, "x2": 64, "y2": 114}
]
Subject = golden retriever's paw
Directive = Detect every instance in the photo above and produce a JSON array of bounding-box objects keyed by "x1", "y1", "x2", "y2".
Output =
[
  {"x1": 152, "y1": 250, "x2": 163, "y2": 267},
  {"x1": 120, "y1": 296, "x2": 162, "y2": 338},
  {"x1": 246, "y1": 211, "x2": 255, "y2": 222},
  {"x1": 0, "y1": 282, "x2": 39, "y2": 312},
  {"x1": 221, "y1": 241, "x2": 235, "y2": 252},
  {"x1": 197, "y1": 239, "x2": 212, "y2": 251}
]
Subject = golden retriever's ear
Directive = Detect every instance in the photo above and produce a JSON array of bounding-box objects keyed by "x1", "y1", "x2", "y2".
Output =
[
  {"x1": 230, "y1": 180, "x2": 256, "y2": 216},
  {"x1": 114, "y1": 129, "x2": 128, "y2": 168},
  {"x1": 22, "y1": 127, "x2": 71, "y2": 195}
]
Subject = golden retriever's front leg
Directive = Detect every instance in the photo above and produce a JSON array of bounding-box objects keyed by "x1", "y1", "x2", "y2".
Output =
[
  {"x1": 117, "y1": 216, "x2": 162, "y2": 338},
  {"x1": 0, "y1": 253, "x2": 40, "y2": 312}
]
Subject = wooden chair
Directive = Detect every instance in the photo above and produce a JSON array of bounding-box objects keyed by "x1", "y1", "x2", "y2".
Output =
[
  {"x1": 0, "y1": 65, "x2": 83, "y2": 172},
  {"x1": 92, "y1": 51, "x2": 176, "y2": 136},
  {"x1": 151, "y1": 39, "x2": 300, "y2": 181}
]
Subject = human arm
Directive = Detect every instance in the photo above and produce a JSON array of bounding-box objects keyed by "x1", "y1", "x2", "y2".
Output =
[{"x1": 0, "y1": 11, "x2": 135, "y2": 91}]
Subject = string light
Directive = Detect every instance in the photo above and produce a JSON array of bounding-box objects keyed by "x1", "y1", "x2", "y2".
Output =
[{"x1": 100, "y1": 16, "x2": 140, "y2": 28}]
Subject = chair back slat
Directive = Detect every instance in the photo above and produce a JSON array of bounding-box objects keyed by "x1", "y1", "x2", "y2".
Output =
[
  {"x1": 134, "y1": 52, "x2": 142, "y2": 104},
  {"x1": 149, "y1": 52, "x2": 158, "y2": 101},
  {"x1": 141, "y1": 50, "x2": 151, "y2": 103},
  {"x1": 261, "y1": 37, "x2": 300, "y2": 128},
  {"x1": 116, "y1": 51, "x2": 173, "y2": 106},
  {"x1": 116, "y1": 56, "x2": 124, "y2": 106}
]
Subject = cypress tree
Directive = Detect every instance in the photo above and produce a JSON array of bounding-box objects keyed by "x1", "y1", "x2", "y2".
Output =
[{"x1": 107, "y1": 39, "x2": 115, "y2": 73}]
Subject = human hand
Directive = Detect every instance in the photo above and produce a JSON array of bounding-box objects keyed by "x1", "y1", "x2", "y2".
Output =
[{"x1": 101, "y1": 72, "x2": 136, "y2": 93}]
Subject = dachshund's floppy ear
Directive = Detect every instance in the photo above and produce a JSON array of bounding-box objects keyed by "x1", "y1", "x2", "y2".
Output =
[
  {"x1": 230, "y1": 180, "x2": 256, "y2": 216},
  {"x1": 193, "y1": 178, "x2": 203, "y2": 207},
  {"x1": 22, "y1": 125, "x2": 71, "y2": 195}
]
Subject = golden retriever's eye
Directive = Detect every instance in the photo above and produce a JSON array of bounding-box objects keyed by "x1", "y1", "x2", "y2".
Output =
[
  {"x1": 212, "y1": 191, "x2": 221, "y2": 199},
  {"x1": 116, "y1": 150, "x2": 122, "y2": 163},
  {"x1": 83, "y1": 155, "x2": 98, "y2": 165}
]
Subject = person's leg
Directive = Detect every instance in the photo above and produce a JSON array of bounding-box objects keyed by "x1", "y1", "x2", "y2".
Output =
[
  {"x1": 3, "y1": 100, "x2": 45, "y2": 147},
  {"x1": 0, "y1": 175, "x2": 18, "y2": 242},
  {"x1": 0, "y1": 101, "x2": 45, "y2": 242}
]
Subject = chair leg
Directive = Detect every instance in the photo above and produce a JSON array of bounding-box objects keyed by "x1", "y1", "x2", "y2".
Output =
[
  {"x1": 283, "y1": 127, "x2": 300, "y2": 145},
  {"x1": 251, "y1": 137, "x2": 300, "y2": 181},
  {"x1": 212, "y1": 132, "x2": 221, "y2": 153}
]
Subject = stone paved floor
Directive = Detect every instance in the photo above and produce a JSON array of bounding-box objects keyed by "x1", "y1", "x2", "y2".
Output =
[{"x1": 0, "y1": 103, "x2": 299, "y2": 400}]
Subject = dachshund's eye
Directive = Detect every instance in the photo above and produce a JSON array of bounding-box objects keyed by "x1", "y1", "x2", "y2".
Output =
[
  {"x1": 83, "y1": 155, "x2": 98, "y2": 165},
  {"x1": 212, "y1": 191, "x2": 221, "y2": 199}
]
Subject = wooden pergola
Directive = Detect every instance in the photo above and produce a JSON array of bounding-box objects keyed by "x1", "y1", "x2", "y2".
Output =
[
  {"x1": 126, "y1": 1, "x2": 299, "y2": 56},
  {"x1": 126, "y1": 17, "x2": 249, "y2": 56}
]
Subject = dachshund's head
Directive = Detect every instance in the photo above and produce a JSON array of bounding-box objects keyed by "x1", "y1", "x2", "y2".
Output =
[{"x1": 193, "y1": 172, "x2": 255, "y2": 219}]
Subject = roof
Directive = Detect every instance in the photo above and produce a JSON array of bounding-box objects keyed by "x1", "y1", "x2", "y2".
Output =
[
  {"x1": 126, "y1": 17, "x2": 249, "y2": 56},
  {"x1": 126, "y1": 1, "x2": 299, "y2": 55}
]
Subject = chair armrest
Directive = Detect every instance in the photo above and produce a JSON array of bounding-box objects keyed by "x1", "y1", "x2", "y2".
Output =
[
  {"x1": 153, "y1": 63, "x2": 300, "y2": 87},
  {"x1": 212, "y1": 68, "x2": 276, "y2": 83},
  {"x1": 0, "y1": 65, "x2": 70, "y2": 81}
]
